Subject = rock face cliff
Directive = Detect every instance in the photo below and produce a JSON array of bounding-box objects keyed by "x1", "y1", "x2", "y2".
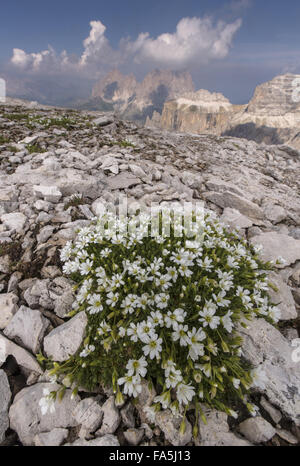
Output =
[
  {"x1": 90, "y1": 69, "x2": 194, "y2": 123},
  {"x1": 155, "y1": 74, "x2": 300, "y2": 149},
  {"x1": 159, "y1": 89, "x2": 245, "y2": 135}
]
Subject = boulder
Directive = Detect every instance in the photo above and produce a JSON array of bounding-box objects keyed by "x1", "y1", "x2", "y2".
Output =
[
  {"x1": 0, "y1": 370, "x2": 11, "y2": 444},
  {"x1": 196, "y1": 407, "x2": 252, "y2": 446},
  {"x1": 239, "y1": 318, "x2": 300, "y2": 425},
  {"x1": 44, "y1": 311, "x2": 87, "y2": 362},
  {"x1": 9, "y1": 383, "x2": 80, "y2": 445},
  {"x1": 0, "y1": 293, "x2": 18, "y2": 329},
  {"x1": 155, "y1": 409, "x2": 192, "y2": 446},
  {"x1": 4, "y1": 306, "x2": 50, "y2": 353},
  {"x1": 250, "y1": 232, "x2": 300, "y2": 267},
  {"x1": 238, "y1": 417, "x2": 276, "y2": 444}
]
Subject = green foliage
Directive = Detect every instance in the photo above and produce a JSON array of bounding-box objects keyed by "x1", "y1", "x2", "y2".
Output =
[
  {"x1": 64, "y1": 194, "x2": 85, "y2": 210},
  {"x1": 41, "y1": 209, "x2": 281, "y2": 429},
  {"x1": 26, "y1": 143, "x2": 46, "y2": 154}
]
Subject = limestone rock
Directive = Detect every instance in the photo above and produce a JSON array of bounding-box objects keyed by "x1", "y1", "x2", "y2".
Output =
[
  {"x1": 239, "y1": 318, "x2": 300, "y2": 424},
  {"x1": 34, "y1": 428, "x2": 69, "y2": 446},
  {"x1": 155, "y1": 409, "x2": 192, "y2": 446},
  {"x1": 73, "y1": 398, "x2": 103, "y2": 434},
  {"x1": 197, "y1": 407, "x2": 252, "y2": 446},
  {"x1": 93, "y1": 116, "x2": 114, "y2": 127},
  {"x1": 95, "y1": 396, "x2": 120, "y2": 436},
  {"x1": 123, "y1": 427, "x2": 144, "y2": 445},
  {"x1": 4, "y1": 306, "x2": 50, "y2": 353},
  {"x1": 0, "y1": 369, "x2": 11, "y2": 444},
  {"x1": 44, "y1": 311, "x2": 87, "y2": 362},
  {"x1": 238, "y1": 417, "x2": 276, "y2": 444},
  {"x1": 107, "y1": 172, "x2": 142, "y2": 190},
  {"x1": 221, "y1": 207, "x2": 253, "y2": 230},
  {"x1": 260, "y1": 397, "x2": 282, "y2": 424},
  {"x1": 0, "y1": 212, "x2": 27, "y2": 233},
  {"x1": 136, "y1": 380, "x2": 156, "y2": 424},
  {"x1": 33, "y1": 185, "x2": 62, "y2": 203},
  {"x1": 267, "y1": 272, "x2": 297, "y2": 320},
  {"x1": 251, "y1": 232, "x2": 300, "y2": 267},
  {"x1": 0, "y1": 293, "x2": 18, "y2": 329},
  {"x1": 263, "y1": 204, "x2": 287, "y2": 224},
  {"x1": 0, "y1": 334, "x2": 43, "y2": 374},
  {"x1": 66, "y1": 435, "x2": 119, "y2": 446},
  {"x1": 9, "y1": 383, "x2": 80, "y2": 445},
  {"x1": 120, "y1": 402, "x2": 135, "y2": 428},
  {"x1": 204, "y1": 191, "x2": 264, "y2": 220}
]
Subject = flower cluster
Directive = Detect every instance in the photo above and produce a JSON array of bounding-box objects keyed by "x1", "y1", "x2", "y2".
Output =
[{"x1": 43, "y1": 209, "x2": 280, "y2": 430}]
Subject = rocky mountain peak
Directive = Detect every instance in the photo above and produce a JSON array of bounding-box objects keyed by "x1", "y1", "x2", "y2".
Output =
[
  {"x1": 91, "y1": 69, "x2": 194, "y2": 122},
  {"x1": 246, "y1": 73, "x2": 300, "y2": 116}
]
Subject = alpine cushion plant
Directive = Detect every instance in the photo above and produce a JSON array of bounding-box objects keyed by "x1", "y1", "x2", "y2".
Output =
[{"x1": 40, "y1": 208, "x2": 283, "y2": 434}]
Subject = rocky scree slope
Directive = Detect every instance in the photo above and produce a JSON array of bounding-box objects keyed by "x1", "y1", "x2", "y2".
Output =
[{"x1": 0, "y1": 101, "x2": 300, "y2": 446}]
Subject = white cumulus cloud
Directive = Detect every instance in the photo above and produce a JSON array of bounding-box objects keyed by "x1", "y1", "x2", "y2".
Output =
[
  {"x1": 9, "y1": 16, "x2": 242, "y2": 74},
  {"x1": 123, "y1": 17, "x2": 242, "y2": 67}
]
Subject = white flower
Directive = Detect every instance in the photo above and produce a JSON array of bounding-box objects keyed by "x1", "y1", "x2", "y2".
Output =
[
  {"x1": 79, "y1": 258, "x2": 94, "y2": 275},
  {"x1": 172, "y1": 324, "x2": 191, "y2": 347},
  {"x1": 268, "y1": 306, "x2": 281, "y2": 323},
  {"x1": 79, "y1": 344, "x2": 95, "y2": 358},
  {"x1": 166, "y1": 369, "x2": 183, "y2": 389},
  {"x1": 164, "y1": 308, "x2": 186, "y2": 329},
  {"x1": 154, "y1": 391, "x2": 171, "y2": 409},
  {"x1": 142, "y1": 334, "x2": 163, "y2": 360},
  {"x1": 118, "y1": 327, "x2": 126, "y2": 338},
  {"x1": 106, "y1": 291, "x2": 119, "y2": 307},
  {"x1": 212, "y1": 290, "x2": 230, "y2": 308},
  {"x1": 110, "y1": 273, "x2": 125, "y2": 289},
  {"x1": 154, "y1": 293, "x2": 169, "y2": 309},
  {"x1": 165, "y1": 266, "x2": 178, "y2": 282},
  {"x1": 39, "y1": 388, "x2": 56, "y2": 415},
  {"x1": 222, "y1": 310, "x2": 234, "y2": 333},
  {"x1": 150, "y1": 311, "x2": 164, "y2": 327},
  {"x1": 87, "y1": 294, "x2": 103, "y2": 314},
  {"x1": 232, "y1": 378, "x2": 240, "y2": 389},
  {"x1": 199, "y1": 302, "x2": 220, "y2": 329},
  {"x1": 155, "y1": 274, "x2": 172, "y2": 290},
  {"x1": 178, "y1": 264, "x2": 193, "y2": 278},
  {"x1": 126, "y1": 357, "x2": 147, "y2": 377},
  {"x1": 97, "y1": 321, "x2": 111, "y2": 336},
  {"x1": 197, "y1": 256, "x2": 213, "y2": 271},
  {"x1": 118, "y1": 374, "x2": 142, "y2": 397},
  {"x1": 227, "y1": 256, "x2": 239, "y2": 269},
  {"x1": 127, "y1": 323, "x2": 139, "y2": 342},
  {"x1": 176, "y1": 383, "x2": 195, "y2": 405},
  {"x1": 137, "y1": 321, "x2": 156, "y2": 343},
  {"x1": 188, "y1": 327, "x2": 206, "y2": 361}
]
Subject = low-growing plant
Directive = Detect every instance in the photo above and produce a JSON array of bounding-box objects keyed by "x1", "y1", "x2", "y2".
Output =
[
  {"x1": 26, "y1": 143, "x2": 46, "y2": 154},
  {"x1": 7, "y1": 145, "x2": 18, "y2": 153},
  {"x1": 40, "y1": 209, "x2": 283, "y2": 433},
  {"x1": 64, "y1": 193, "x2": 85, "y2": 210},
  {"x1": 0, "y1": 135, "x2": 9, "y2": 144}
]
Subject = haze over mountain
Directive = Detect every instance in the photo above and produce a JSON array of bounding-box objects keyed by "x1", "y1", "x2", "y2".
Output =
[{"x1": 78, "y1": 69, "x2": 194, "y2": 122}]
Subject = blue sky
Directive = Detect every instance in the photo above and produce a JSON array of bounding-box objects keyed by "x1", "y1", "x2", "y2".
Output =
[{"x1": 1, "y1": 0, "x2": 300, "y2": 104}]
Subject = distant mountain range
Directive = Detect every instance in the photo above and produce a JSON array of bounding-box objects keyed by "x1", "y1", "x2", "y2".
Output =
[
  {"x1": 77, "y1": 69, "x2": 194, "y2": 123},
  {"x1": 146, "y1": 73, "x2": 300, "y2": 150}
]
